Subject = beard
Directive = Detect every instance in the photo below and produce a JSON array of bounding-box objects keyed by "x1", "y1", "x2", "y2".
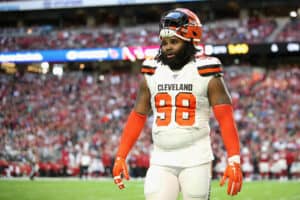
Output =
[{"x1": 160, "y1": 43, "x2": 193, "y2": 70}]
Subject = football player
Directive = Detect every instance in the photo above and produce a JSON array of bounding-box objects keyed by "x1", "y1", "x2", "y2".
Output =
[{"x1": 113, "y1": 8, "x2": 243, "y2": 200}]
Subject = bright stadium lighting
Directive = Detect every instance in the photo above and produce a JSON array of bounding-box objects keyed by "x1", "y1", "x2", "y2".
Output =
[
  {"x1": 99, "y1": 74, "x2": 105, "y2": 81},
  {"x1": 271, "y1": 44, "x2": 279, "y2": 53},
  {"x1": 52, "y1": 64, "x2": 63, "y2": 76},
  {"x1": 289, "y1": 11, "x2": 297, "y2": 18},
  {"x1": 41, "y1": 62, "x2": 49, "y2": 74},
  {"x1": 79, "y1": 63, "x2": 85, "y2": 70},
  {"x1": 205, "y1": 45, "x2": 213, "y2": 55}
]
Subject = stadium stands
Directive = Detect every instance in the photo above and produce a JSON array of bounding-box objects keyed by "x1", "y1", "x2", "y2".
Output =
[
  {"x1": 1, "y1": 17, "x2": 299, "y2": 52},
  {"x1": 276, "y1": 18, "x2": 300, "y2": 42},
  {"x1": 0, "y1": 66, "x2": 299, "y2": 179}
]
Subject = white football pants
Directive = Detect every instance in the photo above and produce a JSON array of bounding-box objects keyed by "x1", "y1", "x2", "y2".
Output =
[{"x1": 144, "y1": 162, "x2": 212, "y2": 200}]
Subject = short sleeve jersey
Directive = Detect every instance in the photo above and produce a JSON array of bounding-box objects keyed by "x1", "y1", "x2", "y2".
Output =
[{"x1": 141, "y1": 56, "x2": 223, "y2": 167}]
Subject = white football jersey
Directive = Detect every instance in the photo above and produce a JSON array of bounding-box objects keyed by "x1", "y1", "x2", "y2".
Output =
[{"x1": 142, "y1": 56, "x2": 223, "y2": 167}]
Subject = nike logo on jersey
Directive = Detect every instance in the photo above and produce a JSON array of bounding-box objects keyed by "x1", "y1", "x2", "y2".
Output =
[{"x1": 172, "y1": 74, "x2": 179, "y2": 79}]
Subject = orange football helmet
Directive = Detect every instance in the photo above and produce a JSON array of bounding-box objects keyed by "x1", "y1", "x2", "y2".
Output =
[{"x1": 159, "y1": 8, "x2": 202, "y2": 45}]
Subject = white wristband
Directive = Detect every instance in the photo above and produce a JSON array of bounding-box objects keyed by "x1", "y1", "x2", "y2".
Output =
[{"x1": 228, "y1": 155, "x2": 240, "y2": 165}]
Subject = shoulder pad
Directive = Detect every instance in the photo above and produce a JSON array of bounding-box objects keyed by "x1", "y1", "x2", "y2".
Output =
[
  {"x1": 196, "y1": 56, "x2": 223, "y2": 76},
  {"x1": 141, "y1": 59, "x2": 158, "y2": 75}
]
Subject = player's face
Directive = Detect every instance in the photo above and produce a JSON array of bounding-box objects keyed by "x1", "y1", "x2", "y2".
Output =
[{"x1": 160, "y1": 36, "x2": 190, "y2": 70}]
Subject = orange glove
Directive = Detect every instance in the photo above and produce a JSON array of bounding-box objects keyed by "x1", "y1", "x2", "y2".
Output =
[
  {"x1": 220, "y1": 155, "x2": 243, "y2": 196},
  {"x1": 113, "y1": 110, "x2": 147, "y2": 189},
  {"x1": 113, "y1": 157, "x2": 130, "y2": 189}
]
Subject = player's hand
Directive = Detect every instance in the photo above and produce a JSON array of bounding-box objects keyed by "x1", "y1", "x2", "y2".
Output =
[
  {"x1": 220, "y1": 156, "x2": 243, "y2": 196},
  {"x1": 113, "y1": 156, "x2": 130, "y2": 189}
]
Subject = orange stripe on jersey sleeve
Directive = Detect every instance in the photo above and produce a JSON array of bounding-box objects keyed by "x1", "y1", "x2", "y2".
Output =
[
  {"x1": 141, "y1": 66, "x2": 156, "y2": 75},
  {"x1": 197, "y1": 65, "x2": 223, "y2": 76}
]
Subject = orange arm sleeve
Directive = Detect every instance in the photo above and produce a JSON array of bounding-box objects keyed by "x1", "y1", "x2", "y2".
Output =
[
  {"x1": 116, "y1": 110, "x2": 147, "y2": 159},
  {"x1": 213, "y1": 104, "x2": 240, "y2": 157}
]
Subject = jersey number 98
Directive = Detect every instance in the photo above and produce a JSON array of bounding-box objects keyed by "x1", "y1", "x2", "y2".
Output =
[{"x1": 154, "y1": 92, "x2": 196, "y2": 126}]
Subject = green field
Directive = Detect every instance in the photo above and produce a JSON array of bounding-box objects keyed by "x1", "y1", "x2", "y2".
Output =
[{"x1": 0, "y1": 179, "x2": 299, "y2": 200}]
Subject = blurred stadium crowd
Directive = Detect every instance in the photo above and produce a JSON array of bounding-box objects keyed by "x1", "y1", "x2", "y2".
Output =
[
  {"x1": 0, "y1": 65, "x2": 299, "y2": 180},
  {"x1": 0, "y1": 0, "x2": 299, "y2": 182},
  {"x1": 0, "y1": 16, "x2": 299, "y2": 52}
]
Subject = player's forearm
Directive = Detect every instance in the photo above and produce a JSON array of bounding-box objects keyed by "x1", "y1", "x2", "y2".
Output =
[
  {"x1": 213, "y1": 104, "x2": 240, "y2": 158},
  {"x1": 116, "y1": 110, "x2": 147, "y2": 159}
]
